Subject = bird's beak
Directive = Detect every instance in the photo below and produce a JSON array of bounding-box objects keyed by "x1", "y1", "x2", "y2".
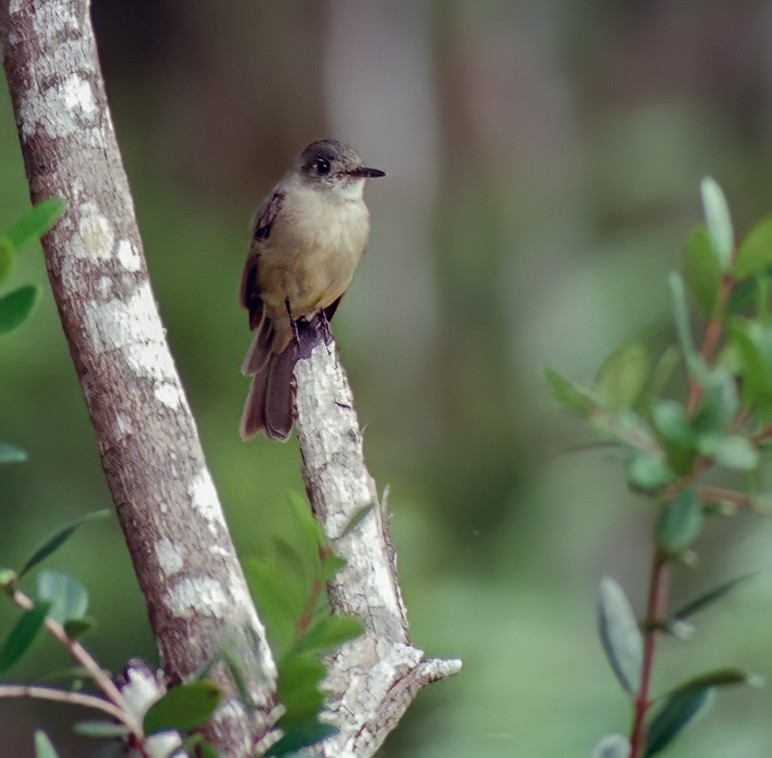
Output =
[{"x1": 348, "y1": 166, "x2": 386, "y2": 179}]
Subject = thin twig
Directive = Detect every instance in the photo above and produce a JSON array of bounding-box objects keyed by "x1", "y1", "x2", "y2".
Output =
[
  {"x1": 11, "y1": 589, "x2": 141, "y2": 734},
  {"x1": 0, "y1": 684, "x2": 127, "y2": 723}
]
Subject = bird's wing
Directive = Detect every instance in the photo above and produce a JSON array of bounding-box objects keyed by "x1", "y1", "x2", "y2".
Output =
[{"x1": 240, "y1": 189, "x2": 285, "y2": 330}]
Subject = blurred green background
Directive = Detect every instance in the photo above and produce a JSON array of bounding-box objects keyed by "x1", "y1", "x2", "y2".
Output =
[{"x1": 2, "y1": 1, "x2": 772, "y2": 756}]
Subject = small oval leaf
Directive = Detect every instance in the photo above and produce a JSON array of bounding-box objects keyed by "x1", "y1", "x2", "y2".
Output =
[
  {"x1": 628, "y1": 454, "x2": 675, "y2": 492},
  {"x1": 544, "y1": 367, "x2": 595, "y2": 416},
  {"x1": 36, "y1": 571, "x2": 88, "y2": 624},
  {"x1": 34, "y1": 731, "x2": 59, "y2": 758},
  {"x1": 143, "y1": 680, "x2": 222, "y2": 735},
  {"x1": 19, "y1": 509, "x2": 111, "y2": 578},
  {"x1": 73, "y1": 721, "x2": 130, "y2": 739},
  {"x1": 0, "y1": 285, "x2": 41, "y2": 335},
  {"x1": 0, "y1": 443, "x2": 27, "y2": 464},
  {"x1": 700, "y1": 177, "x2": 734, "y2": 270},
  {"x1": 656, "y1": 489, "x2": 703, "y2": 555},
  {"x1": 685, "y1": 227, "x2": 721, "y2": 313},
  {"x1": 0, "y1": 601, "x2": 51, "y2": 672},
  {"x1": 597, "y1": 577, "x2": 642, "y2": 695},
  {"x1": 594, "y1": 342, "x2": 650, "y2": 410},
  {"x1": 696, "y1": 433, "x2": 759, "y2": 471},
  {"x1": 674, "y1": 573, "x2": 757, "y2": 620},
  {"x1": 735, "y1": 216, "x2": 772, "y2": 280},
  {"x1": 6, "y1": 198, "x2": 66, "y2": 252},
  {"x1": 265, "y1": 722, "x2": 338, "y2": 757},
  {"x1": 645, "y1": 687, "x2": 714, "y2": 756}
]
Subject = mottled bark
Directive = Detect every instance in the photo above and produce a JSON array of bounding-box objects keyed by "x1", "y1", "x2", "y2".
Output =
[
  {"x1": 0, "y1": 1, "x2": 274, "y2": 754},
  {"x1": 294, "y1": 338, "x2": 462, "y2": 757}
]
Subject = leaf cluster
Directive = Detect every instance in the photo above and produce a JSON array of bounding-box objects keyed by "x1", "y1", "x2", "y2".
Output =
[
  {"x1": 245, "y1": 496, "x2": 364, "y2": 756},
  {"x1": 548, "y1": 179, "x2": 771, "y2": 756},
  {"x1": 1, "y1": 200, "x2": 64, "y2": 467}
]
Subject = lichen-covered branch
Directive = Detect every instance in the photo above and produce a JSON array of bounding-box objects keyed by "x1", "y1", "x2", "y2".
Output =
[
  {"x1": 294, "y1": 338, "x2": 462, "y2": 757},
  {"x1": 0, "y1": 1, "x2": 274, "y2": 753}
]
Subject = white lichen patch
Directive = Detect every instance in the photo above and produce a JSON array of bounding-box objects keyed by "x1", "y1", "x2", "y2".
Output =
[
  {"x1": 72, "y1": 202, "x2": 114, "y2": 259},
  {"x1": 114, "y1": 412, "x2": 134, "y2": 438},
  {"x1": 62, "y1": 75, "x2": 96, "y2": 115},
  {"x1": 116, "y1": 239, "x2": 141, "y2": 272},
  {"x1": 163, "y1": 576, "x2": 228, "y2": 618},
  {"x1": 155, "y1": 538, "x2": 184, "y2": 576},
  {"x1": 154, "y1": 381, "x2": 183, "y2": 409},
  {"x1": 83, "y1": 280, "x2": 177, "y2": 381},
  {"x1": 189, "y1": 469, "x2": 224, "y2": 536},
  {"x1": 18, "y1": 73, "x2": 98, "y2": 142},
  {"x1": 97, "y1": 276, "x2": 113, "y2": 298}
]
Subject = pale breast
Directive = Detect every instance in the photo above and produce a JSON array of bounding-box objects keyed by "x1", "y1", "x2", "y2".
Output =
[{"x1": 257, "y1": 183, "x2": 371, "y2": 319}]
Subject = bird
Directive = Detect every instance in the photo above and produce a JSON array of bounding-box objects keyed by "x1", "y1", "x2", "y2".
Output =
[{"x1": 239, "y1": 139, "x2": 385, "y2": 441}]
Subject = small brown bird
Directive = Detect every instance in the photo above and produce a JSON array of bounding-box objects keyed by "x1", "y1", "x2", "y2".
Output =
[{"x1": 240, "y1": 139, "x2": 385, "y2": 441}]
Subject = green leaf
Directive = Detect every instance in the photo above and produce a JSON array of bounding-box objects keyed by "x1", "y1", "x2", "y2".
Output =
[
  {"x1": 0, "y1": 285, "x2": 41, "y2": 335},
  {"x1": 6, "y1": 198, "x2": 66, "y2": 252},
  {"x1": 729, "y1": 324, "x2": 772, "y2": 415},
  {"x1": 73, "y1": 721, "x2": 130, "y2": 739},
  {"x1": 696, "y1": 434, "x2": 759, "y2": 471},
  {"x1": 143, "y1": 680, "x2": 223, "y2": 734},
  {"x1": 646, "y1": 346, "x2": 681, "y2": 403},
  {"x1": 0, "y1": 601, "x2": 51, "y2": 672},
  {"x1": 294, "y1": 615, "x2": 364, "y2": 656},
  {"x1": 669, "y1": 272, "x2": 700, "y2": 375},
  {"x1": 597, "y1": 577, "x2": 642, "y2": 695},
  {"x1": 674, "y1": 573, "x2": 757, "y2": 620},
  {"x1": 590, "y1": 734, "x2": 630, "y2": 758},
  {"x1": 691, "y1": 369, "x2": 738, "y2": 434},
  {"x1": 700, "y1": 177, "x2": 734, "y2": 271},
  {"x1": 288, "y1": 493, "x2": 328, "y2": 550},
  {"x1": 19, "y1": 509, "x2": 110, "y2": 578},
  {"x1": 656, "y1": 489, "x2": 703, "y2": 555},
  {"x1": 651, "y1": 400, "x2": 696, "y2": 475},
  {"x1": 645, "y1": 687, "x2": 713, "y2": 756},
  {"x1": 320, "y1": 553, "x2": 347, "y2": 582},
  {"x1": 0, "y1": 443, "x2": 27, "y2": 464},
  {"x1": 594, "y1": 342, "x2": 650, "y2": 410},
  {"x1": 0, "y1": 242, "x2": 14, "y2": 284},
  {"x1": 244, "y1": 557, "x2": 298, "y2": 659},
  {"x1": 36, "y1": 570, "x2": 88, "y2": 624},
  {"x1": 544, "y1": 367, "x2": 595, "y2": 416},
  {"x1": 661, "y1": 667, "x2": 756, "y2": 696},
  {"x1": 685, "y1": 227, "x2": 722, "y2": 313},
  {"x1": 735, "y1": 216, "x2": 772, "y2": 280},
  {"x1": 34, "y1": 731, "x2": 58, "y2": 758},
  {"x1": 63, "y1": 617, "x2": 96, "y2": 640},
  {"x1": 339, "y1": 502, "x2": 375, "y2": 538},
  {"x1": 265, "y1": 722, "x2": 338, "y2": 756},
  {"x1": 277, "y1": 653, "x2": 326, "y2": 728},
  {"x1": 628, "y1": 454, "x2": 674, "y2": 492}
]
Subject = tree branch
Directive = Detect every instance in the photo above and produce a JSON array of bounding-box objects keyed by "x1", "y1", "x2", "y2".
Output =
[
  {"x1": 294, "y1": 335, "x2": 462, "y2": 757},
  {"x1": 0, "y1": 1, "x2": 275, "y2": 753}
]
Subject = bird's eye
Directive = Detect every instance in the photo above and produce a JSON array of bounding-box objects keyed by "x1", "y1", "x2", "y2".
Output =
[{"x1": 316, "y1": 158, "x2": 331, "y2": 175}]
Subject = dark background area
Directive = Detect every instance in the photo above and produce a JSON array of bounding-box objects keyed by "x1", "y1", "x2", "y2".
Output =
[{"x1": 2, "y1": 2, "x2": 772, "y2": 756}]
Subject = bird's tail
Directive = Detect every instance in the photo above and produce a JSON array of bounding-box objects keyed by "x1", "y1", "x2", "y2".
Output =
[{"x1": 240, "y1": 322, "x2": 298, "y2": 441}]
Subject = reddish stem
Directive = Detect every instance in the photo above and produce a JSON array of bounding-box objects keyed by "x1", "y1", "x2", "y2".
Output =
[
  {"x1": 629, "y1": 550, "x2": 668, "y2": 757},
  {"x1": 686, "y1": 274, "x2": 732, "y2": 416}
]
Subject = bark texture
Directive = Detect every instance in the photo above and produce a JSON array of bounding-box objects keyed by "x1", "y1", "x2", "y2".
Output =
[
  {"x1": 294, "y1": 337, "x2": 462, "y2": 757},
  {"x1": 0, "y1": 2, "x2": 274, "y2": 753}
]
